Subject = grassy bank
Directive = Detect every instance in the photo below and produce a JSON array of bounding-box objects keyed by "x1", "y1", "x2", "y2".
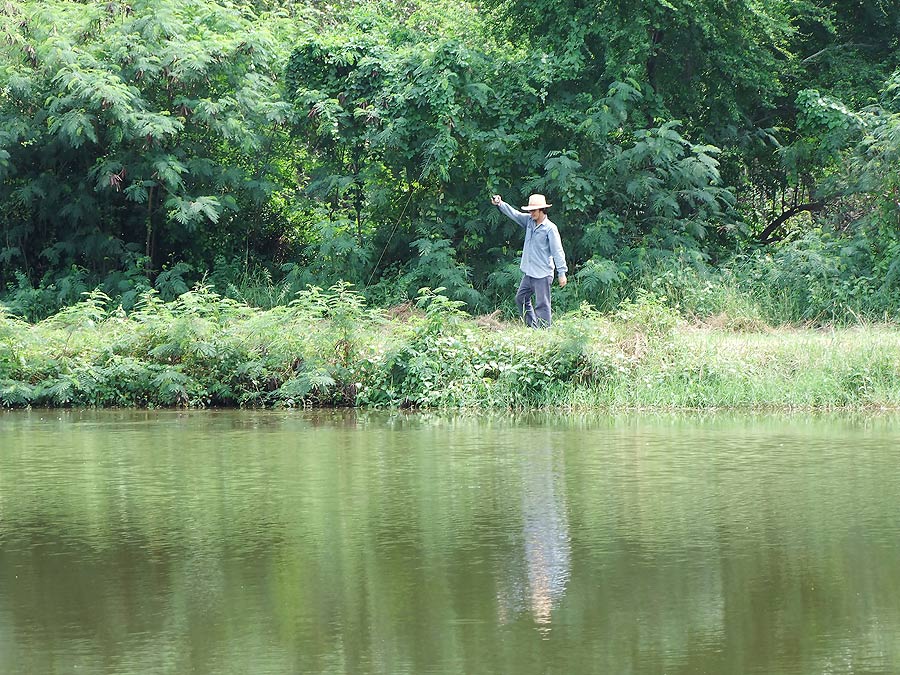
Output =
[{"x1": 2, "y1": 285, "x2": 899, "y2": 410}]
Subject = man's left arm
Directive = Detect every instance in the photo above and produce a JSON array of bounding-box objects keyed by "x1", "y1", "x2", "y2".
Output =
[{"x1": 549, "y1": 226, "x2": 568, "y2": 287}]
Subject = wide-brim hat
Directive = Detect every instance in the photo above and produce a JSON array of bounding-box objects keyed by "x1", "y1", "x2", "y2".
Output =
[{"x1": 521, "y1": 194, "x2": 552, "y2": 211}]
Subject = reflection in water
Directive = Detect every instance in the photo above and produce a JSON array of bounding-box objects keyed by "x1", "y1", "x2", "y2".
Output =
[
  {"x1": 497, "y1": 445, "x2": 571, "y2": 634},
  {"x1": 3, "y1": 410, "x2": 900, "y2": 674}
]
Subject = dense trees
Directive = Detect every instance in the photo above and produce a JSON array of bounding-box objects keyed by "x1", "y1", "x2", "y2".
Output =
[
  {"x1": 1, "y1": 0, "x2": 899, "y2": 322},
  {"x1": 0, "y1": 0, "x2": 297, "y2": 311},
  {"x1": 287, "y1": 2, "x2": 742, "y2": 307}
]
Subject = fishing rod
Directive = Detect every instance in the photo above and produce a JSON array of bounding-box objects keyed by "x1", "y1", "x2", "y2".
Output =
[{"x1": 364, "y1": 148, "x2": 439, "y2": 289}]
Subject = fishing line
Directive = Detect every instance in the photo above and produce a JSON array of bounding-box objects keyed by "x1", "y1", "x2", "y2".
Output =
[
  {"x1": 365, "y1": 184, "x2": 417, "y2": 289},
  {"x1": 364, "y1": 150, "x2": 437, "y2": 289}
]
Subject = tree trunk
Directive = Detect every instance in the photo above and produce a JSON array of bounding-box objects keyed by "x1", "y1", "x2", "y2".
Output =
[
  {"x1": 646, "y1": 28, "x2": 664, "y2": 92},
  {"x1": 145, "y1": 184, "x2": 156, "y2": 276}
]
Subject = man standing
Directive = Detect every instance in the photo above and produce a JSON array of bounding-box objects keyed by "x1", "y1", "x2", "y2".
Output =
[{"x1": 491, "y1": 193, "x2": 568, "y2": 327}]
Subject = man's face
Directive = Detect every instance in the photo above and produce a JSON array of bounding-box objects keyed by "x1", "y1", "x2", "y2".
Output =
[{"x1": 531, "y1": 208, "x2": 545, "y2": 222}]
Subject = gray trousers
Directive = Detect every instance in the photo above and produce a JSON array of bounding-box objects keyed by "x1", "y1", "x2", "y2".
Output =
[{"x1": 516, "y1": 274, "x2": 553, "y2": 328}]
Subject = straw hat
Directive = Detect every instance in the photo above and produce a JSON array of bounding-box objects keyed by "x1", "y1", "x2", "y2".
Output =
[{"x1": 521, "y1": 194, "x2": 552, "y2": 211}]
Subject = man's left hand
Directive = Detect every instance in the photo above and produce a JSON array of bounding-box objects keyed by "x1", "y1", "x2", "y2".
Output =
[{"x1": 558, "y1": 275, "x2": 567, "y2": 288}]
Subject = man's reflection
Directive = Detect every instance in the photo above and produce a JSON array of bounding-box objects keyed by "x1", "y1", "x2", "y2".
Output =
[{"x1": 498, "y1": 445, "x2": 571, "y2": 633}]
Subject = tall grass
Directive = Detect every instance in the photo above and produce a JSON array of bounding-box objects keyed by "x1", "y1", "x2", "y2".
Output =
[{"x1": 2, "y1": 285, "x2": 900, "y2": 410}]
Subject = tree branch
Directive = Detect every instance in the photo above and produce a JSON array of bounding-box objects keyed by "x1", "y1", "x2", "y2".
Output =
[
  {"x1": 758, "y1": 201, "x2": 826, "y2": 244},
  {"x1": 802, "y1": 43, "x2": 875, "y2": 64}
]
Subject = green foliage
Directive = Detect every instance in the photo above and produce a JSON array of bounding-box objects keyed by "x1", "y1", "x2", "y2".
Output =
[
  {"x1": 6, "y1": 287, "x2": 900, "y2": 411},
  {"x1": 0, "y1": 0, "x2": 298, "y2": 298},
  {"x1": 481, "y1": 0, "x2": 799, "y2": 134},
  {"x1": 285, "y1": 6, "x2": 738, "y2": 312},
  {"x1": 2, "y1": 0, "x2": 900, "y2": 330},
  {"x1": 616, "y1": 290, "x2": 681, "y2": 340}
]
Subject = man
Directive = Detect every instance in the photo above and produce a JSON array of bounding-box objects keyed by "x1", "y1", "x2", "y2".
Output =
[{"x1": 491, "y1": 193, "x2": 568, "y2": 327}]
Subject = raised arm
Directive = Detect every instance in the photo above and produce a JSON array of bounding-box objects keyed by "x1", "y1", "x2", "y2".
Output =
[{"x1": 491, "y1": 195, "x2": 530, "y2": 228}]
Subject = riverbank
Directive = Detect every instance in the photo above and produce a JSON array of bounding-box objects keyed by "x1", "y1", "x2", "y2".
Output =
[{"x1": 2, "y1": 286, "x2": 899, "y2": 410}]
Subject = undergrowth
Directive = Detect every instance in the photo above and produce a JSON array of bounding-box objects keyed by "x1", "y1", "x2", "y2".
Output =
[{"x1": 2, "y1": 285, "x2": 899, "y2": 410}]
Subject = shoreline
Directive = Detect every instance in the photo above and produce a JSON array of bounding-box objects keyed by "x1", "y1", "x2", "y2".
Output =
[{"x1": 3, "y1": 290, "x2": 899, "y2": 411}]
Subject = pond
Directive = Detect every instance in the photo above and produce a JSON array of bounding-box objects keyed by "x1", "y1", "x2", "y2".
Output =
[{"x1": 1, "y1": 410, "x2": 899, "y2": 674}]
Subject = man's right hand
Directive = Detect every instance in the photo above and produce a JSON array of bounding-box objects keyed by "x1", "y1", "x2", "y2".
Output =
[{"x1": 491, "y1": 195, "x2": 502, "y2": 206}]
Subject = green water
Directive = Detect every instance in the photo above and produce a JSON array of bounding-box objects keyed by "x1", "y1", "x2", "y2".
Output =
[{"x1": 1, "y1": 410, "x2": 899, "y2": 675}]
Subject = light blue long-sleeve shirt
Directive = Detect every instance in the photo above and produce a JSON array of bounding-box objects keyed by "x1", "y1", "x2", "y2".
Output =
[{"x1": 496, "y1": 201, "x2": 568, "y2": 279}]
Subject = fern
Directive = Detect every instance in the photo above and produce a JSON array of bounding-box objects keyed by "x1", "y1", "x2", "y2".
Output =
[
  {"x1": 274, "y1": 370, "x2": 336, "y2": 404},
  {"x1": 47, "y1": 110, "x2": 98, "y2": 148},
  {"x1": 150, "y1": 367, "x2": 191, "y2": 405},
  {"x1": 37, "y1": 376, "x2": 76, "y2": 406},
  {"x1": 0, "y1": 380, "x2": 34, "y2": 407},
  {"x1": 165, "y1": 196, "x2": 222, "y2": 228}
]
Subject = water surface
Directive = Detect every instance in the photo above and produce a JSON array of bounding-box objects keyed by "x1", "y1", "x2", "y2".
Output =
[{"x1": 1, "y1": 410, "x2": 899, "y2": 674}]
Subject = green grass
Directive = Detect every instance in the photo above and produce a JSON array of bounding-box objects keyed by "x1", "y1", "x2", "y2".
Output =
[{"x1": 2, "y1": 286, "x2": 899, "y2": 410}]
